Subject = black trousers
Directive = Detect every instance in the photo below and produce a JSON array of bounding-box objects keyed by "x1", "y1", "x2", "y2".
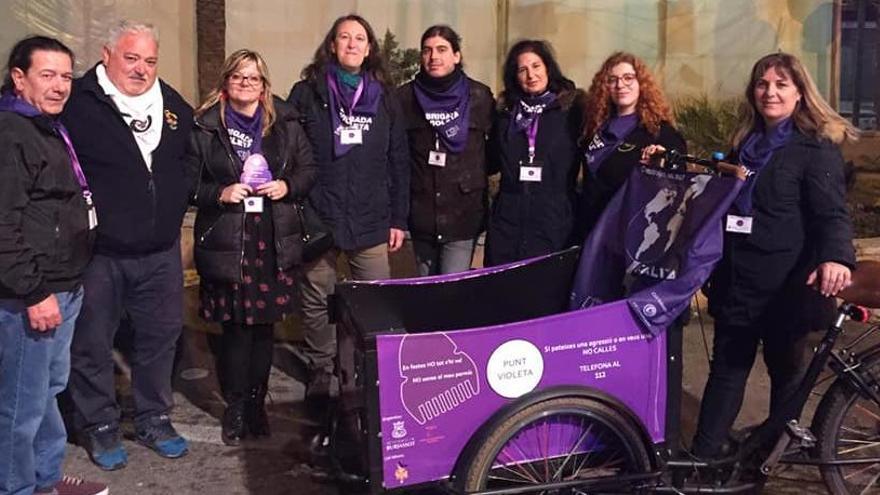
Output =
[
  {"x1": 219, "y1": 322, "x2": 274, "y2": 403},
  {"x1": 67, "y1": 242, "x2": 183, "y2": 431},
  {"x1": 692, "y1": 319, "x2": 809, "y2": 458}
]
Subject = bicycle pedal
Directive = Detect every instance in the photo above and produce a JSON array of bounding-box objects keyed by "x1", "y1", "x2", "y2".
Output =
[{"x1": 785, "y1": 420, "x2": 817, "y2": 448}]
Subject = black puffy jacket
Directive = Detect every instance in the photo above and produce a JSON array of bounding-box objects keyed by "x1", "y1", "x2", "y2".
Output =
[
  {"x1": 578, "y1": 121, "x2": 687, "y2": 238},
  {"x1": 485, "y1": 92, "x2": 583, "y2": 266},
  {"x1": 287, "y1": 74, "x2": 409, "y2": 251},
  {"x1": 706, "y1": 131, "x2": 856, "y2": 327},
  {"x1": 396, "y1": 77, "x2": 494, "y2": 243},
  {"x1": 0, "y1": 111, "x2": 93, "y2": 305},
  {"x1": 185, "y1": 98, "x2": 317, "y2": 283}
]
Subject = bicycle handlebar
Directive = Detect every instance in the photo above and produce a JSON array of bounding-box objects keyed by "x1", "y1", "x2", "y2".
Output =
[{"x1": 838, "y1": 260, "x2": 880, "y2": 310}]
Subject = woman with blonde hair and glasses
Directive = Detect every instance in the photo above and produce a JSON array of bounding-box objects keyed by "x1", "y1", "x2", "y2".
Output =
[
  {"x1": 693, "y1": 52, "x2": 858, "y2": 459},
  {"x1": 186, "y1": 49, "x2": 316, "y2": 446},
  {"x1": 578, "y1": 51, "x2": 686, "y2": 236}
]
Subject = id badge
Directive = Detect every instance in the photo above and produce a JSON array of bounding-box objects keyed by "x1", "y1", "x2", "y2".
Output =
[
  {"x1": 428, "y1": 150, "x2": 447, "y2": 167},
  {"x1": 88, "y1": 206, "x2": 98, "y2": 230},
  {"x1": 519, "y1": 160, "x2": 543, "y2": 182},
  {"x1": 244, "y1": 196, "x2": 264, "y2": 213},
  {"x1": 725, "y1": 214, "x2": 753, "y2": 234},
  {"x1": 340, "y1": 128, "x2": 363, "y2": 145}
]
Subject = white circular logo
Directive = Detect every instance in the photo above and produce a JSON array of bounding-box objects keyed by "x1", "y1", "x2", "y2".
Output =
[
  {"x1": 486, "y1": 340, "x2": 544, "y2": 399},
  {"x1": 643, "y1": 304, "x2": 657, "y2": 317}
]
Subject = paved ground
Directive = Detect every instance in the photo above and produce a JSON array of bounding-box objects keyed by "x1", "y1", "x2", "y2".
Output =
[{"x1": 59, "y1": 243, "x2": 878, "y2": 494}]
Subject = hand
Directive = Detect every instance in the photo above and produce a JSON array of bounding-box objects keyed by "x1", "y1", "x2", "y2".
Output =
[
  {"x1": 640, "y1": 144, "x2": 668, "y2": 166},
  {"x1": 256, "y1": 180, "x2": 288, "y2": 201},
  {"x1": 388, "y1": 228, "x2": 405, "y2": 253},
  {"x1": 806, "y1": 261, "x2": 852, "y2": 297},
  {"x1": 219, "y1": 183, "x2": 254, "y2": 204},
  {"x1": 27, "y1": 294, "x2": 62, "y2": 332}
]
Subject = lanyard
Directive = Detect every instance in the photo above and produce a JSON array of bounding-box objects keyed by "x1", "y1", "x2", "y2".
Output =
[
  {"x1": 327, "y1": 73, "x2": 364, "y2": 122},
  {"x1": 526, "y1": 115, "x2": 541, "y2": 164},
  {"x1": 56, "y1": 124, "x2": 93, "y2": 205}
]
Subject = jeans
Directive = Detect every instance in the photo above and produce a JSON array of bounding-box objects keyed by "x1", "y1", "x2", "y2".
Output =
[
  {"x1": 0, "y1": 289, "x2": 83, "y2": 495},
  {"x1": 298, "y1": 243, "x2": 389, "y2": 372},
  {"x1": 412, "y1": 238, "x2": 476, "y2": 276},
  {"x1": 67, "y1": 241, "x2": 183, "y2": 432},
  {"x1": 692, "y1": 320, "x2": 808, "y2": 458}
]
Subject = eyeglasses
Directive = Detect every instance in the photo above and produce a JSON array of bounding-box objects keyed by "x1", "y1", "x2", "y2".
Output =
[
  {"x1": 229, "y1": 73, "x2": 263, "y2": 86},
  {"x1": 605, "y1": 73, "x2": 637, "y2": 87}
]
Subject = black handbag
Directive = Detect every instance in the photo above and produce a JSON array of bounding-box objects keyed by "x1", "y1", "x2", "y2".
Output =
[{"x1": 296, "y1": 199, "x2": 334, "y2": 263}]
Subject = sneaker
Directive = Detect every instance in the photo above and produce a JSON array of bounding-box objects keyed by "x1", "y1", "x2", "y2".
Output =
[
  {"x1": 36, "y1": 475, "x2": 109, "y2": 495},
  {"x1": 80, "y1": 423, "x2": 127, "y2": 471},
  {"x1": 135, "y1": 414, "x2": 189, "y2": 459}
]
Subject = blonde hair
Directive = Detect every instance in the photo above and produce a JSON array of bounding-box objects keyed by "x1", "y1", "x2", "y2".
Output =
[
  {"x1": 195, "y1": 49, "x2": 276, "y2": 137},
  {"x1": 733, "y1": 52, "x2": 859, "y2": 147}
]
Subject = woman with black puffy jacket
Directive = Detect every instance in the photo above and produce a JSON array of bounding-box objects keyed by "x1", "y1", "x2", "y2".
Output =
[
  {"x1": 186, "y1": 49, "x2": 316, "y2": 446},
  {"x1": 485, "y1": 39, "x2": 582, "y2": 266}
]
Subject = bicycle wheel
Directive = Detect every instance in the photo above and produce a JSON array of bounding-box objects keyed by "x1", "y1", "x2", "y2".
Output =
[
  {"x1": 459, "y1": 396, "x2": 652, "y2": 494},
  {"x1": 813, "y1": 355, "x2": 880, "y2": 494}
]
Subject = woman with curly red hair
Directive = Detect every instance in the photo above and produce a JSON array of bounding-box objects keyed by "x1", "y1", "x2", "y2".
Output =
[{"x1": 578, "y1": 51, "x2": 686, "y2": 235}]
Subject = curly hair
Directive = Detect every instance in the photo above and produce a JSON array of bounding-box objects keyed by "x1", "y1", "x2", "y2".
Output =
[
  {"x1": 300, "y1": 14, "x2": 392, "y2": 89},
  {"x1": 581, "y1": 52, "x2": 674, "y2": 142}
]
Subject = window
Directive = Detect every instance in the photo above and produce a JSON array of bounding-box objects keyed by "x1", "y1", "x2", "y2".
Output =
[{"x1": 840, "y1": 0, "x2": 879, "y2": 130}]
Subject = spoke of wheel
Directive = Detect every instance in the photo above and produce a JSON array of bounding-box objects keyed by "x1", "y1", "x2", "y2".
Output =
[
  {"x1": 841, "y1": 424, "x2": 875, "y2": 439},
  {"x1": 839, "y1": 441, "x2": 880, "y2": 456},
  {"x1": 843, "y1": 460, "x2": 880, "y2": 481},
  {"x1": 553, "y1": 422, "x2": 596, "y2": 481},
  {"x1": 858, "y1": 470, "x2": 880, "y2": 495},
  {"x1": 502, "y1": 432, "x2": 545, "y2": 483},
  {"x1": 492, "y1": 451, "x2": 540, "y2": 485},
  {"x1": 541, "y1": 418, "x2": 550, "y2": 482},
  {"x1": 854, "y1": 403, "x2": 880, "y2": 423}
]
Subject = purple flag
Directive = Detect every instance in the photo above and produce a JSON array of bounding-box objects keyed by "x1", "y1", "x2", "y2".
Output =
[{"x1": 570, "y1": 166, "x2": 743, "y2": 335}]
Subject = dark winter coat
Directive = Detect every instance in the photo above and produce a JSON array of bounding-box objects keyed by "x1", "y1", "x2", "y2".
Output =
[
  {"x1": 396, "y1": 77, "x2": 494, "y2": 243},
  {"x1": 484, "y1": 93, "x2": 582, "y2": 266},
  {"x1": 60, "y1": 65, "x2": 193, "y2": 256},
  {"x1": 705, "y1": 130, "x2": 856, "y2": 328},
  {"x1": 579, "y1": 121, "x2": 687, "y2": 237},
  {"x1": 0, "y1": 112, "x2": 93, "y2": 305},
  {"x1": 287, "y1": 75, "x2": 409, "y2": 251},
  {"x1": 185, "y1": 98, "x2": 317, "y2": 283}
]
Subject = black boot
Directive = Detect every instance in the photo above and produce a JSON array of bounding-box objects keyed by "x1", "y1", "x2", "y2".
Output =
[
  {"x1": 222, "y1": 400, "x2": 246, "y2": 446},
  {"x1": 246, "y1": 386, "x2": 271, "y2": 438}
]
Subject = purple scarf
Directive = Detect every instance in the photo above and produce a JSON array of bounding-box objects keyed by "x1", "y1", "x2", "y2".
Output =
[
  {"x1": 224, "y1": 104, "x2": 263, "y2": 162},
  {"x1": 584, "y1": 113, "x2": 639, "y2": 175},
  {"x1": 734, "y1": 118, "x2": 793, "y2": 214},
  {"x1": 0, "y1": 92, "x2": 91, "y2": 197},
  {"x1": 326, "y1": 66, "x2": 384, "y2": 157},
  {"x1": 509, "y1": 91, "x2": 557, "y2": 138},
  {"x1": 413, "y1": 69, "x2": 470, "y2": 153}
]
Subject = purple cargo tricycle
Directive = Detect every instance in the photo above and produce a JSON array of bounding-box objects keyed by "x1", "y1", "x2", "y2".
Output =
[{"x1": 321, "y1": 157, "x2": 880, "y2": 494}]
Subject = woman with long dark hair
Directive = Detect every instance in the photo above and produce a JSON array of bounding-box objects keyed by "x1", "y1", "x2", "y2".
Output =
[
  {"x1": 187, "y1": 49, "x2": 316, "y2": 445},
  {"x1": 397, "y1": 25, "x2": 494, "y2": 275},
  {"x1": 485, "y1": 39, "x2": 582, "y2": 266},
  {"x1": 287, "y1": 15, "x2": 409, "y2": 395}
]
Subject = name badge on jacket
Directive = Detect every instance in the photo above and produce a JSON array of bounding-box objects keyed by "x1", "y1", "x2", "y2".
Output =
[{"x1": 725, "y1": 214, "x2": 753, "y2": 234}]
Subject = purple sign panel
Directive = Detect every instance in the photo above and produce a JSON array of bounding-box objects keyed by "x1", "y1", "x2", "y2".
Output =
[{"x1": 376, "y1": 300, "x2": 666, "y2": 488}]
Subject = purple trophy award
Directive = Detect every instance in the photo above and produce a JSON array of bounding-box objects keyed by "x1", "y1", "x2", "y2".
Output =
[{"x1": 240, "y1": 153, "x2": 272, "y2": 188}]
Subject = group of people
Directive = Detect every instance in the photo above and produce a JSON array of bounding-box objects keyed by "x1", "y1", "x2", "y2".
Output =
[{"x1": 0, "y1": 12, "x2": 858, "y2": 495}]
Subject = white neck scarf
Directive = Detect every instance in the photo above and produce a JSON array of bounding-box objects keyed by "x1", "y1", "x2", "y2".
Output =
[{"x1": 96, "y1": 63, "x2": 164, "y2": 171}]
